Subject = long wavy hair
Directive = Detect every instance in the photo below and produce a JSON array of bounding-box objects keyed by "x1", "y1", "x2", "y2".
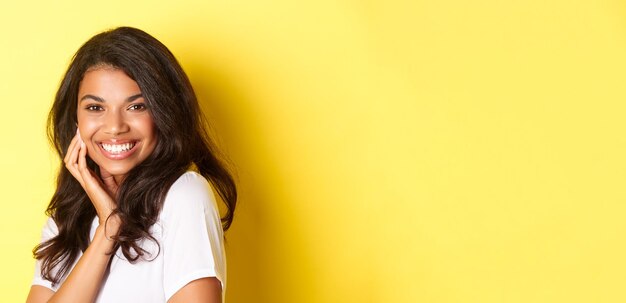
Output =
[{"x1": 33, "y1": 27, "x2": 237, "y2": 286}]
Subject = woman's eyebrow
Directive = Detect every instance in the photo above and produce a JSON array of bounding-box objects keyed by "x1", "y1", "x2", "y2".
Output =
[
  {"x1": 80, "y1": 94, "x2": 105, "y2": 103},
  {"x1": 79, "y1": 93, "x2": 143, "y2": 103},
  {"x1": 126, "y1": 93, "x2": 144, "y2": 102}
]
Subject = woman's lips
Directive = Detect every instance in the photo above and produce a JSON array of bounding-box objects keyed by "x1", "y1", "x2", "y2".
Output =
[{"x1": 97, "y1": 141, "x2": 139, "y2": 160}]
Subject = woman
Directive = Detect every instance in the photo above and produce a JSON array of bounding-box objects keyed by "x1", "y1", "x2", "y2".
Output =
[{"x1": 26, "y1": 27, "x2": 237, "y2": 303}]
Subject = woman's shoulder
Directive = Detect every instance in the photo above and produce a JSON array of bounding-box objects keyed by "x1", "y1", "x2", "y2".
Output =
[
  {"x1": 167, "y1": 171, "x2": 213, "y2": 198},
  {"x1": 40, "y1": 216, "x2": 60, "y2": 239},
  {"x1": 160, "y1": 171, "x2": 217, "y2": 218}
]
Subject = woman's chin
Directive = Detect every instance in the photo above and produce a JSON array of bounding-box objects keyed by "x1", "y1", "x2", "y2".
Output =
[{"x1": 96, "y1": 165, "x2": 130, "y2": 179}]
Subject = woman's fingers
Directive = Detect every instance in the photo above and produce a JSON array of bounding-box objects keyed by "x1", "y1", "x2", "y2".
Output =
[
  {"x1": 77, "y1": 140, "x2": 90, "y2": 177},
  {"x1": 77, "y1": 139, "x2": 101, "y2": 190},
  {"x1": 100, "y1": 168, "x2": 119, "y2": 198},
  {"x1": 63, "y1": 131, "x2": 118, "y2": 225},
  {"x1": 64, "y1": 131, "x2": 84, "y2": 187},
  {"x1": 63, "y1": 132, "x2": 78, "y2": 165},
  {"x1": 76, "y1": 138, "x2": 117, "y2": 221},
  {"x1": 65, "y1": 130, "x2": 119, "y2": 224}
]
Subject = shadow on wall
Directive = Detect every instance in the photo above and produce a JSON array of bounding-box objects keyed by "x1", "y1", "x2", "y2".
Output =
[
  {"x1": 179, "y1": 45, "x2": 275, "y2": 302},
  {"x1": 166, "y1": 20, "x2": 322, "y2": 301}
]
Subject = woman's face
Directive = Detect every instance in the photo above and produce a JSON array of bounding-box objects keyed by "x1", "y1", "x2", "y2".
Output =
[{"x1": 77, "y1": 67, "x2": 157, "y2": 182}]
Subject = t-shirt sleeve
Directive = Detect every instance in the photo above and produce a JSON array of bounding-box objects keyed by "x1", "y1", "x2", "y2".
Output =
[
  {"x1": 160, "y1": 172, "x2": 226, "y2": 301},
  {"x1": 31, "y1": 217, "x2": 60, "y2": 292}
]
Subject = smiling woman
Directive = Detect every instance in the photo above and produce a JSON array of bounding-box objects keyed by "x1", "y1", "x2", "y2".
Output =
[
  {"x1": 25, "y1": 27, "x2": 237, "y2": 303},
  {"x1": 77, "y1": 68, "x2": 157, "y2": 182}
]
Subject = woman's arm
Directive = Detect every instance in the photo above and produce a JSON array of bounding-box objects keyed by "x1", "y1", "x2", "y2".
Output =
[
  {"x1": 168, "y1": 277, "x2": 222, "y2": 303},
  {"x1": 25, "y1": 218, "x2": 120, "y2": 303},
  {"x1": 26, "y1": 131, "x2": 120, "y2": 302},
  {"x1": 26, "y1": 221, "x2": 120, "y2": 303},
  {"x1": 25, "y1": 286, "x2": 54, "y2": 303},
  {"x1": 49, "y1": 221, "x2": 119, "y2": 302}
]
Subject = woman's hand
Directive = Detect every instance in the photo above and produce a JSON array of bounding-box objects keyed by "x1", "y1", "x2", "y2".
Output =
[
  {"x1": 28, "y1": 131, "x2": 124, "y2": 303},
  {"x1": 64, "y1": 130, "x2": 120, "y2": 234}
]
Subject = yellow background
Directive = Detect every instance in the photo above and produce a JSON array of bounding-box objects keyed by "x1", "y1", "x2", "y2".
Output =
[{"x1": 2, "y1": 0, "x2": 626, "y2": 302}]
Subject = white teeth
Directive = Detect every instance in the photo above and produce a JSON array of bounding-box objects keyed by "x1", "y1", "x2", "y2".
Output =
[{"x1": 101, "y1": 142, "x2": 135, "y2": 154}]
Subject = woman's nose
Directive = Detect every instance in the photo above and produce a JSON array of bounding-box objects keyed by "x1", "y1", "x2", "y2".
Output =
[{"x1": 103, "y1": 111, "x2": 130, "y2": 135}]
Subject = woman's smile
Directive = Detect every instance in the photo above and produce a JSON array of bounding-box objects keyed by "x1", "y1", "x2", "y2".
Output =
[{"x1": 98, "y1": 140, "x2": 140, "y2": 159}]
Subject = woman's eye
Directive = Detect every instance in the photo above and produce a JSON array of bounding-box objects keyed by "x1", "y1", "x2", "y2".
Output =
[
  {"x1": 85, "y1": 105, "x2": 103, "y2": 111},
  {"x1": 129, "y1": 104, "x2": 146, "y2": 111}
]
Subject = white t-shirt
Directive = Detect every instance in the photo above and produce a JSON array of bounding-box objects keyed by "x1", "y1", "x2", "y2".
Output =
[{"x1": 31, "y1": 171, "x2": 226, "y2": 302}]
